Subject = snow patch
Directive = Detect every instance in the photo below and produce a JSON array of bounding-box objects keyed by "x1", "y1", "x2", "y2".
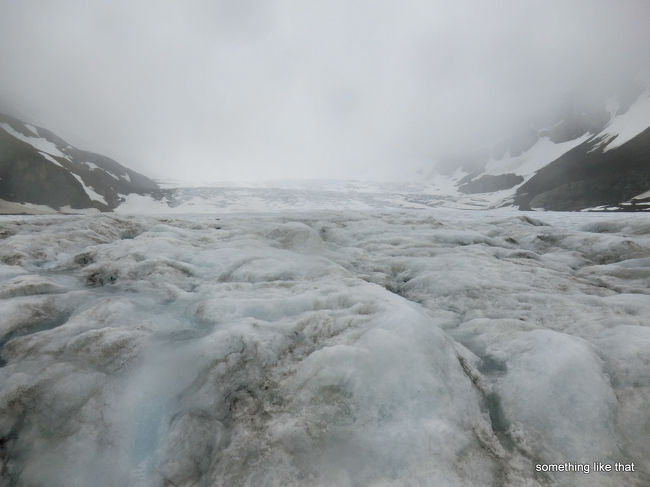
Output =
[
  {"x1": 484, "y1": 134, "x2": 591, "y2": 178},
  {"x1": 81, "y1": 162, "x2": 121, "y2": 181},
  {"x1": 1, "y1": 122, "x2": 70, "y2": 159},
  {"x1": 599, "y1": 90, "x2": 650, "y2": 151},
  {"x1": 24, "y1": 124, "x2": 39, "y2": 136},
  {"x1": 38, "y1": 151, "x2": 64, "y2": 168},
  {"x1": 71, "y1": 174, "x2": 108, "y2": 205}
]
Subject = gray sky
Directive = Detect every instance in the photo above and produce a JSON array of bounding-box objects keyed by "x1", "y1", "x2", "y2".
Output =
[{"x1": 0, "y1": 0, "x2": 648, "y2": 182}]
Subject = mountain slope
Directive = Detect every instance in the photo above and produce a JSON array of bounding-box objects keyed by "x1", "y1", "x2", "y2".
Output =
[
  {"x1": 515, "y1": 128, "x2": 650, "y2": 211},
  {"x1": 437, "y1": 88, "x2": 650, "y2": 211},
  {"x1": 0, "y1": 113, "x2": 159, "y2": 212}
]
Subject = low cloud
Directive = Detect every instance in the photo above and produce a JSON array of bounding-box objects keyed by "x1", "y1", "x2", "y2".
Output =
[{"x1": 1, "y1": 0, "x2": 648, "y2": 181}]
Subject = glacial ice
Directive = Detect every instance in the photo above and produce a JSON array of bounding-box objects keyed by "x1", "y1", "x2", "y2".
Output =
[{"x1": 0, "y1": 208, "x2": 649, "y2": 486}]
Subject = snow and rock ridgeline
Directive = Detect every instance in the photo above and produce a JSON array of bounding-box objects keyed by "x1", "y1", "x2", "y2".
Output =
[
  {"x1": 0, "y1": 209, "x2": 649, "y2": 486},
  {"x1": 436, "y1": 89, "x2": 650, "y2": 211},
  {"x1": 0, "y1": 113, "x2": 159, "y2": 213}
]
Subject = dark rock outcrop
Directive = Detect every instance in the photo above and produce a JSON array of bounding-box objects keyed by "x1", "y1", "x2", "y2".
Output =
[{"x1": 514, "y1": 128, "x2": 650, "y2": 211}]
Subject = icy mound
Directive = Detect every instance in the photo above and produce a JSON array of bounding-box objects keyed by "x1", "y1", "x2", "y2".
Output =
[{"x1": 0, "y1": 209, "x2": 649, "y2": 486}]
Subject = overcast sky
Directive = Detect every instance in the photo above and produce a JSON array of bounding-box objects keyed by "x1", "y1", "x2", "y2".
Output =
[{"x1": 0, "y1": 0, "x2": 648, "y2": 182}]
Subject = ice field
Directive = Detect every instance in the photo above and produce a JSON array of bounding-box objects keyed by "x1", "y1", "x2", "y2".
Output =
[{"x1": 0, "y1": 204, "x2": 649, "y2": 486}]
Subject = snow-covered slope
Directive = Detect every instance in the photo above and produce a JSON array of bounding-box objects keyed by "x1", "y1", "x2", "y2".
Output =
[
  {"x1": 597, "y1": 91, "x2": 650, "y2": 151},
  {"x1": 0, "y1": 113, "x2": 159, "y2": 212},
  {"x1": 1, "y1": 209, "x2": 649, "y2": 486},
  {"x1": 435, "y1": 88, "x2": 650, "y2": 211}
]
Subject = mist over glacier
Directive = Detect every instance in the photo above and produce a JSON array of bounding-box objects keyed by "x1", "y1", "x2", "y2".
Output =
[
  {"x1": 1, "y1": 207, "x2": 649, "y2": 486},
  {"x1": 1, "y1": 2, "x2": 649, "y2": 484},
  {"x1": 1, "y1": 0, "x2": 649, "y2": 181}
]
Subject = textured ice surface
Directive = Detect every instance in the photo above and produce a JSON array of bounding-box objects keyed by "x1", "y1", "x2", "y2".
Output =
[
  {"x1": 0, "y1": 209, "x2": 649, "y2": 486},
  {"x1": 117, "y1": 180, "x2": 524, "y2": 214}
]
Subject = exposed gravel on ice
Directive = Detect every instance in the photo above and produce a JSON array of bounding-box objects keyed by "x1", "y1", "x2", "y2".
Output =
[{"x1": 0, "y1": 209, "x2": 649, "y2": 486}]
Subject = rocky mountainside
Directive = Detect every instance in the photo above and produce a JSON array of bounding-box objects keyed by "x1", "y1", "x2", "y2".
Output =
[
  {"x1": 432, "y1": 85, "x2": 650, "y2": 211},
  {"x1": 514, "y1": 127, "x2": 650, "y2": 211},
  {"x1": 0, "y1": 113, "x2": 159, "y2": 212}
]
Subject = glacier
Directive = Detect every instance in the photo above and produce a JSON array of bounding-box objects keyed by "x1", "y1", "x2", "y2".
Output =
[{"x1": 0, "y1": 205, "x2": 649, "y2": 486}]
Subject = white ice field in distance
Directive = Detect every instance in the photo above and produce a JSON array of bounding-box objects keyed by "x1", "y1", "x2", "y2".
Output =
[
  {"x1": 117, "y1": 180, "x2": 521, "y2": 215},
  {"x1": 0, "y1": 207, "x2": 649, "y2": 486}
]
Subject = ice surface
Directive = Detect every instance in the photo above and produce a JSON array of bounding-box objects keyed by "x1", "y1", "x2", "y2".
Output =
[
  {"x1": 0, "y1": 208, "x2": 649, "y2": 486},
  {"x1": 82, "y1": 161, "x2": 101, "y2": 171},
  {"x1": 117, "y1": 181, "x2": 518, "y2": 215}
]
